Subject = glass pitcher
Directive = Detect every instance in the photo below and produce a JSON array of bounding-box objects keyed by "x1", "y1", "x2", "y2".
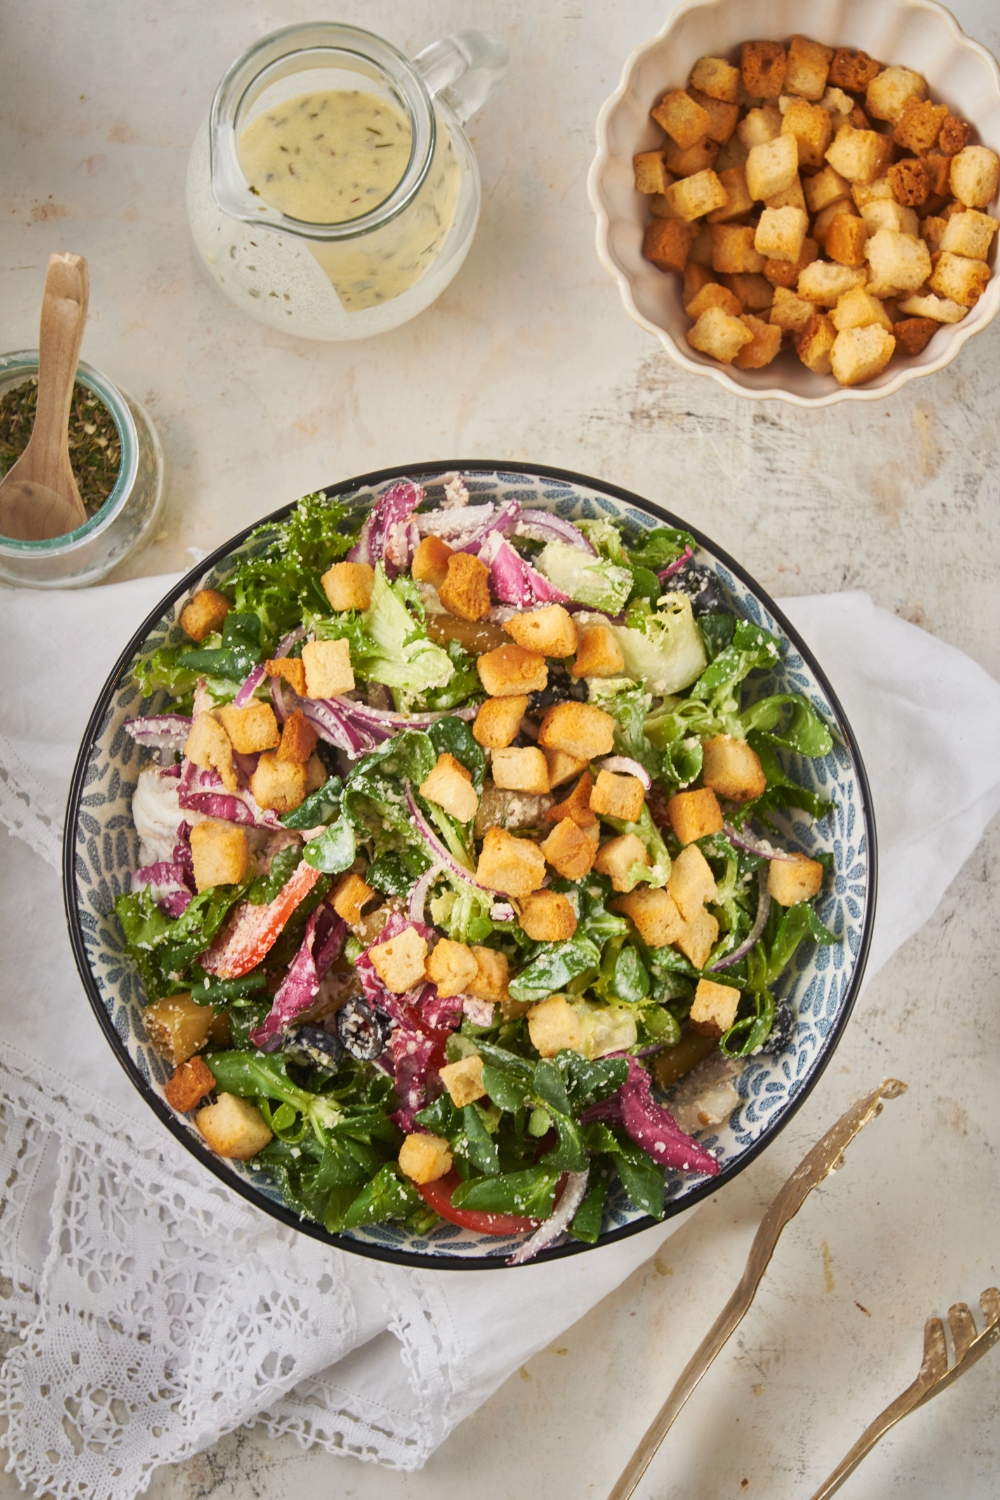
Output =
[{"x1": 186, "y1": 23, "x2": 509, "y2": 341}]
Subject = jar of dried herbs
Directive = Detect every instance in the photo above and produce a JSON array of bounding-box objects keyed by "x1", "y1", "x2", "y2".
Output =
[{"x1": 0, "y1": 376, "x2": 122, "y2": 518}]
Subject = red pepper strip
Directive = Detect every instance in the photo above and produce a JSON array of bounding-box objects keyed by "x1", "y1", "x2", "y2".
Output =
[
  {"x1": 416, "y1": 1170, "x2": 542, "y2": 1237},
  {"x1": 199, "y1": 861, "x2": 323, "y2": 980}
]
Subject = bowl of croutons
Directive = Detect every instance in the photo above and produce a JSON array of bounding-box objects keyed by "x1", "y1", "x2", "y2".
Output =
[{"x1": 589, "y1": 0, "x2": 1000, "y2": 403}]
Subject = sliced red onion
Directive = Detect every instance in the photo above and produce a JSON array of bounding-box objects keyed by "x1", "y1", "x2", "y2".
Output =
[
  {"x1": 404, "y1": 785, "x2": 502, "y2": 894},
  {"x1": 328, "y1": 697, "x2": 479, "y2": 732},
  {"x1": 709, "y1": 869, "x2": 771, "y2": 972},
  {"x1": 415, "y1": 504, "x2": 496, "y2": 538},
  {"x1": 507, "y1": 1170, "x2": 590, "y2": 1266},
  {"x1": 291, "y1": 694, "x2": 375, "y2": 759},
  {"x1": 515, "y1": 512, "x2": 595, "y2": 553},
  {"x1": 482, "y1": 534, "x2": 570, "y2": 606},
  {"x1": 409, "y1": 862, "x2": 445, "y2": 923},
  {"x1": 491, "y1": 902, "x2": 515, "y2": 921},
  {"x1": 124, "y1": 714, "x2": 192, "y2": 751},
  {"x1": 233, "y1": 663, "x2": 266, "y2": 709},
  {"x1": 270, "y1": 675, "x2": 289, "y2": 726},
  {"x1": 657, "y1": 545, "x2": 694, "y2": 584},
  {"x1": 595, "y1": 756, "x2": 652, "y2": 790},
  {"x1": 723, "y1": 822, "x2": 799, "y2": 862},
  {"x1": 453, "y1": 496, "x2": 521, "y2": 555},
  {"x1": 348, "y1": 481, "x2": 424, "y2": 576}
]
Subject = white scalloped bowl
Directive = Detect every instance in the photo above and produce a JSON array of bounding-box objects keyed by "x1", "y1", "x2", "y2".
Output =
[{"x1": 588, "y1": 0, "x2": 1000, "y2": 406}]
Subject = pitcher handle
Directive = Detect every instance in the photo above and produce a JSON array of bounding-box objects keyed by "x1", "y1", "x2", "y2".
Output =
[{"x1": 412, "y1": 29, "x2": 510, "y2": 125}]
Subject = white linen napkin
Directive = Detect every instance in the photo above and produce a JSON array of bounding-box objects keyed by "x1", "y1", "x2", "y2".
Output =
[{"x1": 1, "y1": 575, "x2": 999, "y2": 1500}]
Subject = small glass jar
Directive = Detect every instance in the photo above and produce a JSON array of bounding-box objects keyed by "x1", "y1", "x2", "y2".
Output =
[{"x1": 0, "y1": 353, "x2": 164, "y2": 589}]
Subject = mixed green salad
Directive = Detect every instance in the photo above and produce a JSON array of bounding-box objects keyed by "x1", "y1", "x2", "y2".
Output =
[{"x1": 116, "y1": 478, "x2": 837, "y2": 1260}]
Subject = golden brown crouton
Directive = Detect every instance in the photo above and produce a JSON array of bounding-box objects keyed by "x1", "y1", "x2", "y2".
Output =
[
  {"x1": 593, "y1": 832, "x2": 651, "y2": 893},
  {"x1": 804, "y1": 164, "x2": 852, "y2": 215},
  {"x1": 540, "y1": 817, "x2": 599, "y2": 880},
  {"x1": 824, "y1": 127, "x2": 893, "y2": 185},
  {"x1": 439, "y1": 1054, "x2": 488, "y2": 1108},
  {"x1": 667, "y1": 786, "x2": 723, "y2": 844},
  {"x1": 420, "y1": 752, "x2": 479, "y2": 822},
  {"x1": 476, "y1": 826, "x2": 547, "y2": 898},
  {"x1": 468, "y1": 946, "x2": 510, "y2": 1002},
  {"x1": 666, "y1": 171, "x2": 728, "y2": 224},
  {"x1": 866, "y1": 229, "x2": 932, "y2": 292},
  {"x1": 473, "y1": 694, "x2": 529, "y2": 750},
  {"x1": 538, "y1": 701, "x2": 615, "y2": 760},
  {"x1": 769, "y1": 286, "x2": 816, "y2": 334},
  {"x1": 651, "y1": 89, "x2": 714, "y2": 150},
  {"x1": 895, "y1": 292, "x2": 967, "y2": 322},
  {"x1": 826, "y1": 212, "x2": 869, "y2": 268},
  {"x1": 781, "y1": 98, "x2": 833, "y2": 169},
  {"x1": 330, "y1": 870, "x2": 375, "y2": 927},
  {"x1": 277, "y1": 708, "x2": 319, "y2": 764},
  {"x1": 741, "y1": 40, "x2": 787, "y2": 99},
  {"x1": 571, "y1": 625, "x2": 626, "y2": 679},
  {"x1": 764, "y1": 175, "x2": 807, "y2": 213},
  {"x1": 706, "y1": 166, "x2": 754, "y2": 225},
  {"x1": 491, "y1": 746, "x2": 551, "y2": 795},
  {"x1": 590, "y1": 769, "x2": 647, "y2": 823},
  {"x1": 189, "y1": 819, "x2": 249, "y2": 892},
  {"x1": 185, "y1": 711, "x2": 237, "y2": 792},
  {"x1": 688, "y1": 89, "x2": 740, "y2": 144},
  {"x1": 701, "y1": 736, "x2": 767, "y2": 801},
  {"x1": 180, "y1": 588, "x2": 231, "y2": 643},
  {"x1": 862, "y1": 199, "x2": 919, "y2": 237},
  {"x1": 504, "y1": 604, "x2": 578, "y2": 658},
  {"x1": 889, "y1": 158, "x2": 930, "y2": 207},
  {"x1": 710, "y1": 225, "x2": 767, "y2": 277},
  {"x1": 784, "y1": 36, "x2": 834, "y2": 100},
  {"x1": 795, "y1": 312, "x2": 838, "y2": 373},
  {"x1": 767, "y1": 853, "x2": 824, "y2": 905},
  {"x1": 196, "y1": 1093, "x2": 272, "y2": 1160},
  {"x1": 687, "y1": 306, "x2": 755, "y2": 363},
  {"x1": 683, "y1": 263, "x2": 718, "y2": 305},
  {"x1": 545, "y1": 771, "x2": 598, "y2": 829},
  {"x1": 398, "y1": 1133, "x2": 453, "y2": 1184},
  {"x1": 544, "y1": 748, "x2": 590, "y2": 788},
  {"x1": 612, "y1": 886, "x2": 685, "y2": 948},
  {"x1": 746, "y1": 133, "x2": 799, "y2": 201},
  {"x1": 411, "y1": 535, "x2": 454, "y2": 589},
  {"x1": 302, "y1": 638, "x2": 355, "y2": 699},
  {"x1": 249, "y1": 751, "x2": 308, "y2": 814},
  {"x1": 663, "y1": 137, "x2": 720, "y2": 177},
  {"x1": 305, "y1": 753, "x2": 327, "y2": 793},
  {"x1": 831, "y1": 287, "x2": 893, "y2": 332},
  {"x1": 265, "y1": 656, "x2": 307, "y2": 697},
  {"x1": 143, "y1": 994, "x2": 213, "y2": 1066},
  {"x1": 938, "y1": 113, "x2": 972, "y2": 156},
  {"x1": 477, "y1": 644, "x2": 548, "y2": 698},
  {"x1": 528, "y1": 995, "x2": 585, "y2": 1057},
  {"x1": 830, "y1": 325, "x2": 896, "y2": 385},
  {"x1": 518, "y1": 889, "x2": 578, "y2": 942},
  {"x1": 369, "y1": 925, "x2": 428, "y2": 993},
  {"x1": 798, "y1": 260, "x2": 868, "y2": 304},
  {"x1": 866, "y1": 67, "x2": 926, "y2": 125},
  {"x1": 438, "y1": 553, "x2": 492, "y2": 622},
  {"x1": 668, "y1": 843, "x2": 718, "y2": 920},
  {"x1": 690, "y1": 56, "x2": 740, "y2": 104},
  {"x1": 217, "y1": 700, "x2": 281, "y2": 755},
  {"x1": 738, "y1": 104, "x2": 783, "y2": 150},
  {"x1": 893, "y1": 97, "x2": 949, "y2": 155},
  {"x1": 928, "y1": 252, "x2": 990, "y2": 307},
  {"x1": 689, "y1": 978, "x2": 742, "y2": 1038},
  {"x1": 754, "y1": 205, "x2": 809, "y2": 263},
  {"x1": 939, "y1": 209, "x2": 1000, "y2": 260},
  {"x1": 685, "y1": 282, "x2": 744, "y2": 320},
  {"x1": 164, "y1": 1055, "x2": 216, "y2": 1113},
  {"x1": 321, "y1": 561, "x2": 375, "y2": 613},
  {"x1": 733, "y1": 314, "x2": 782, "y2": 369},
  {"x1": 426, "y1": 937, "x2": 480, "y2": 997},
  {"x1": 892, "y1": 316, "x2": 938, "y2": 355},
  {"x1": 633, "y1": 150, "x2": 672, "y2": 195},
  {"x1": 828, "y1": 48, "x2": 880, "y2": 92},
  {"x1": 674, "y1": 906, "x2": 720, "y2": 969},
  {"x1": 643, "y1": 218, "x2": 694, "y2": 274}
]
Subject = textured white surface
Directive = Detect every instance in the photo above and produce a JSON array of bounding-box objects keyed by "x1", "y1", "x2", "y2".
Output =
[{"x1": 1, "y1": 0, "x2": 999, "y2": 1495}]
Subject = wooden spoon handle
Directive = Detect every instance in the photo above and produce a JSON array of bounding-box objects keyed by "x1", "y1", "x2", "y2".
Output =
[{"x1": 32, "y1": 252, "x2": 89, "y2": 508}]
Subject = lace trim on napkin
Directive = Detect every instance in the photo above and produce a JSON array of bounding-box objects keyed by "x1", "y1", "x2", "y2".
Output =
[
  {"x1": 0, "y1": 729, "x2": 63, "y2": 872},
  {"x1": 0, "y1": 1046, "x2": 463, "y2": 1498}
]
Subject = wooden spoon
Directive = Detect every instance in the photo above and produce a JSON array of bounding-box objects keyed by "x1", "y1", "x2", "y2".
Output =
[{"x1": 0, "y1": 252, "x2": 90, "y2": 541}]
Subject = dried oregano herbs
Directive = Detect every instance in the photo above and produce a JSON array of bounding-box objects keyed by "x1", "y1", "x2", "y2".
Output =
[{"x1": 0, "y1": 377, "x2": 122, "y2": 517}]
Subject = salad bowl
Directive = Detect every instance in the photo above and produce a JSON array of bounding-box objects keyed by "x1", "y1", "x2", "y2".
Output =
[{"x1": 64, "y1": 461, "x2": 876, "y2": 1268}]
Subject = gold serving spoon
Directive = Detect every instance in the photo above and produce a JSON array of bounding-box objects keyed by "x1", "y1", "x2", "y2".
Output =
[
  {"x1": 607, "y1": 1078, "x2": 907, "y2": 1500},
  {"x1": 0, "y1": 252, "x2": 90, "y2": 541}
]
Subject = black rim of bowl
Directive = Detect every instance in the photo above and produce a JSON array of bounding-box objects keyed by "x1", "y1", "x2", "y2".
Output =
[{"x1": 63, "y1": 459, "x2": 878, "y2": 1271}]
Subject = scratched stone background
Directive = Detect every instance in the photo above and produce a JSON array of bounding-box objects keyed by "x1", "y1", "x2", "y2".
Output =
[{"x1": 1, "y1": 1, "x2": 998, "y2": 1497}]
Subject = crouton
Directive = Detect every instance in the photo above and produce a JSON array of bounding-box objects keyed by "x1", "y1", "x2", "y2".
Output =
[
  {"x1": 738, "y1": 105, "x2": 783, "y2": 151},
  {"x1": 369, "y1": 925, "x2": 428, "y2": 993},
  {"x1": 706, "y1": 166, "x2": 754, "y2": 225},
  {"x1": 746, "y1": 132, "x2": 799, "y2": 200},
  {"x1": 683, "y1": 262, "x2": 719, "y2": 305},
  {"x1": 938, "y1": 113, "x2": 972, "y2": 157},
  {"x1": 540, "y1": 817, "x2": 598, "y2": 880},
  {"x1": 826, "y1": 213, "x2": 869, "y2": 267},
  {"x1": 888, "y1": 158, "x2": 930, "y2": 208},
  {"x1": 651, "y1": 89, "x2": 714, "y2": 150},
  {"x1": 420, "y1": 752, "x2": 479, "y2": 822},
  {"x1": 821, "y1": 85, "x2": 855, "y2": 121},
  {"x1": 491, "y1": 746, "x2": 551, "y2": 796},
  {"x1": 180, "y1": 588, "x2": 231, "y2": 643},
  {"x1": 321, "y1": 561, "x2": 374, "y2": 613},
  {"x1": 633, "y1": 150, "x2": 672, "y2": 195},
  {"x1": 277, "y1": 708, "x2": 319, "y2": 764},
  {"x1": 143, "y1": 994, "x2": 213, "y2": 1065},
  {"x1": 830, "y1": 325, "x2": 896, "y2": 385},
  {"x1": 691, "y1": 56, "x2": 741, "y2": 105},
  {"x1": 468, "y1": 946, "x2": 510, "y2": 1002},
  {"x1": 331, "y1": 870, "x2": 375, "y2": 927},
  {"x1": 770, "y1": 285, "x2": 816, "y2": 333},
  {"x1": 939, "y1": 209, "x2": 1000, "y2": 260},
  {"x1": 796, "y1": 312, "x2": 839, "y2": 373},
  {"x1": 643, "y1": 218, "x2": 693, "y2": 273},
  {"x1": 685, "y1": 282, "x2": 744, "y2": 319},
  {"x1": 593, "y1": 832, "x2": 651, "y2": 893},
  {"x1": 439, "y1": 1054, "x2": 488, "y2": 1108},
  {"x1": 741, "y1": 40, "x2": 787, "y2": 99},
  {"x1": 798, "y1": 260, "x2": 867, "y2": 304},
  {"x1": 710, "y1": 224, "x2": 767, "y2": 274},
  {"x1": 811, "y1": 200, "x2": 859, "y2": 250},
  {"x1": 504, "y1": 604, "x2": 578, "y2": 658},
  {"x1": 305, "y1": 754, "x2": 326, "y2": 794},
  {"x1": 518, "y1": 889, "x2": 578, "y2": 942},
  {"x1": 755, "y1": 205, "x2": 809, "y2": 264},
  {"x1": 664, "y1": 137, "x2": 720, "y2": 177},
  {"x1": 687, "y1": 306, "x2": 755, "y2": 363},
  {"x1": 476, "y1": 826, "x2": 546, "y2": 897},
  {"x1": 950, "y1": 146, "x2": 1000, "y2": 208},
  {"x1": 861, "y1": 200, "x2": 920, "y2": 237},
  {"x1": 667, "y1": 786, "x2": 723, "y2": 844},
  {"x1": 473, "y1": 694, "x2": 528, "y2": 750},
  {"x1": 411, "y1": 535, "x2": 454, "y2": 589},
  {"x1": 438, "y1": 552, "x2": 491, "y2": 622},
  {"x1": 249, "y1": 751, "x2": 307, "y2": 814},
  {"x1": 928, "y1": 251, "x2": 991, "y2": 307},
  {"x1": 825, "y1": 126, "x2": 893, "y2": 184},
  {"x1": 780, "y1": 98, "x2": 832, "y2": 170},
  {"x1": 545, "y1": 771, "x2": 597, "y2": 830},
  {"x1": 767, "y1": 853, "x2": 824, "y2": 905},
  {"x1": 764, "y1": 175, "x2": 807, "y2": 213},
  {"x1": 733, "y1": 314, "x2": 782, "y2": 369},
  {"x1": 570, "y1": 625, "x2": 626, "y2": 680},
  {"x1": 689, "y1": 978, "x2": 742, "y2": 1038},
  {"x1": 891, "y1": 316, "x2": 938, "y2": 355},
  {"x1": 477, "y1": 644, "x2": 548, "y2": 698},
  {"x1": 828, "y1": 48, "x2": 881, "y2": 93},
  {"x1": 674, "y1": 906, "x2": 720, "y2": 969},
  {"x1": 649, "y1": 191, "x2": 684, "y2": 222},
  {"x1": 612, "y1": 886, "x2": 686, "y2": 947},
  {"x1": 893, "y1": 97, "x2": 948, "y2": 155},
  {"x1": 544, "y1": 747, "x2": 591, "y2": 789},
  {"x1": 217, "y1": 700, "x2": 280, "y2": 755},
  {"x1": 302, "y1": 638, "x2": 354, "y2": 699},
  {"x1": 590, "y1": 770, "x2": 646, "y2": 823},
  {"x1": 668, "y1": 843, "x2": 718, "y2": 920},
  {"x1": 850, "y1": 173, "x2": 896, "y2": 209},
  {"x1": 688, "y1": 89, "x2": 740, "y2": 145},
  {"x1": 666, "y1": 170, "x2": 729, "y2": 223},
  {"x1": 265, "y1": 656, "x2": 307, "y2": 697},
  {"x1": 831, "y1": 287, "x2": 893, "y2": 332},
  {"x1": 781, "y1": 37, "x2": 831, "y2": 100},
  {"x1": 184, "y1": 711, "x2": 237, "y2": 792},
  {"x1": 538, "y1": 701, "x2": 615, "y2": 760},
  {"x1": 164, "y1": 1055, "x2": 216, "y2": 1113},
  {"x1": 866, "y1": 66, "x2": 926, "y2": 125},
  {"x1": 398, "y1": 1133, "x2": 453, "y2": 1184},
  {"x1": 805, "y1": 164, "x2": 851, "y2": 215},
  {"x1": 196, "y1": 1093, "x2": 272, "y2": 1160},
  {"x1": 189, "y1": 819, "x2": 249, "y2": 892},
  {"x1": 722, "y1": 272, "x2": 774, "y2": 311},
  {"x1": 896, "y1": 291, "x2": 967, "y2": 322},
  {"x1": 866, "y1": 229, "x2": 932, "y2": 292},
  {"x1": 528, "y1": 995, "x2": 584, "y2": 1057},
  {"x1": 701, "y1": 735, "x2": 767, "y2": 801}
]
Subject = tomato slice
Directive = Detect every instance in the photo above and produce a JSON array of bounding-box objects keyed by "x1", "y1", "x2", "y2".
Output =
[
  {"x1": 416, "y1": 1170, "x2": 541, "y2": 1237},
  {"x1": 200, "y1": 861, "x2": 323, "y2": 980}
]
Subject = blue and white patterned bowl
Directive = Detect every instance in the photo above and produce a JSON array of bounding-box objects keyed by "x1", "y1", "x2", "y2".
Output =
[{"x1": 64, "y1": 462, "x2": 876, "y2": 1268}]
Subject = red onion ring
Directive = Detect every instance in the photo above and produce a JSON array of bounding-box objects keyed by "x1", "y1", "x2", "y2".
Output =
[
  {"x1": 595, "y1": 756, "x2": 652, "y2": 790},
  {"x1": 234, "y1": 628, "x2": 305, "y2": 709},
  {"x1": 403, "y1": 785, "x2": 503, "y2": 894},
  {"x1": 708, "y1": 869, "x2": 771, "y2": 971},
  {"x1": 514, "y1": 512, "x2": 595, "y2": 553},
  {"x1": 657, "y1": 545, "x2": 693, "y2": 583},
  {"x1": 453, "y1": 496, "x2": 521, "y2": 555},
  {"x1": 723, "y1": 822, "x2": 799, "y2": 862},
  {"x1": 506, "y1": 1169, "x2": 590, "y2": 1266},
  {"x1": 409, "y1": 862, "x2": 445, "y2": 924}
]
